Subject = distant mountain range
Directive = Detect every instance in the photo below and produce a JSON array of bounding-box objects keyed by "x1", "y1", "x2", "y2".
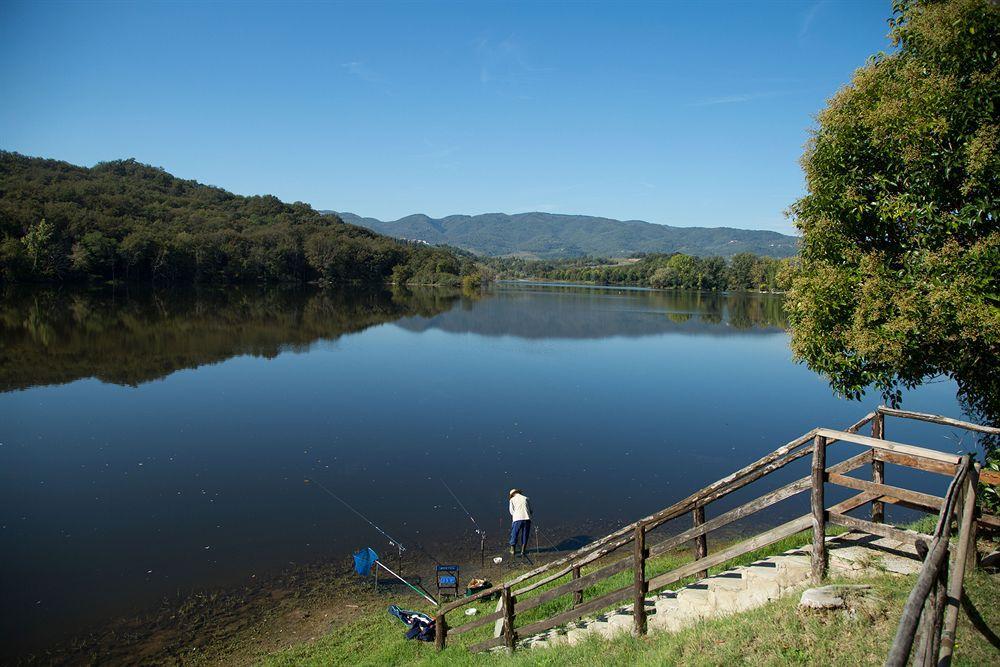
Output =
[{"x1": 328, "y1": 211, "x2": 798, "y2": 259}]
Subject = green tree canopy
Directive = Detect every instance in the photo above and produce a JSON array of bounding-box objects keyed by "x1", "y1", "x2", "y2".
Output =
[
  {"x1": 0, "y1": 153, "x2": 478, "y2": 287},
  {"x1": 787, "y1": 0, "x2": 999, "y2": 423}
]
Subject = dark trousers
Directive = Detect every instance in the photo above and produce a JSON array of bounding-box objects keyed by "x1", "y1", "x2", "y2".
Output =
[{"x1": 509, "y1": 519, "x2": 531, "y2": 547}]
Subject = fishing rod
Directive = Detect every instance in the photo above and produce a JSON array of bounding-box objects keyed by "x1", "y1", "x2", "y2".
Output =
[
  {"x1": 440, "y1": 478, "x2": 488, "y2": 566},
  {"x1": 373, "y1": 559, "x2": 439, "y2": 607},
  {"x1": 440, "y1": 479, "x2": 487, "y2": 535},
  {"x1": 305, "y1": 476, "x2": 445, "y2": 566},
  {"x1": 306, "y1": 477, "x2": 407, "y2": 551}
]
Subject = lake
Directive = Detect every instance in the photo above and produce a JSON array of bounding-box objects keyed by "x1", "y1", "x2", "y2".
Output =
[{"x1": 0, "y1": 283, "x2": 968, "y2": 656}]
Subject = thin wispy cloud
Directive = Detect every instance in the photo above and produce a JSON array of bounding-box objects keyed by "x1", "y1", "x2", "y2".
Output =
[
  {"x1": 411, "y1": 138, "x2": 462, "y2": 163},
  {"x1": 340, "y1": 60, "x2": 393, "y2": 96},
  {"x1": 689, "y1": 90, "x2": 790, "y2": 107},
  {"x1": 798, "y1": 2, "x2": 827, "y2": 44},
  {"x1": 340, "y1": 61, "x2": 378, "y2": 82},
  {"x1": 475, "y1": 35, "x2": 552, "y2": 99}
]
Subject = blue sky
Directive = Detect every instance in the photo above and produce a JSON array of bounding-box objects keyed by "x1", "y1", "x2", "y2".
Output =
[{"x1": 1, "y1": 1, "x2": 893, "y2": 233}]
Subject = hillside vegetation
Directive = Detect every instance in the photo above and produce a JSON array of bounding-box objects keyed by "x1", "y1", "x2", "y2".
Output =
[
  {"x1": 335, "y1": 211, "x2": 798, "y2": 260},
  {"x1": 0, "y1": 153, "x2": 477, "y2": 286}
]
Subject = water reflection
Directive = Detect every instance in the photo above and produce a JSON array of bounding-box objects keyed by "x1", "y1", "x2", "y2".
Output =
[
  {"x1": 399, "y1": 284, "x2": 787, "y2": 339},
  {"x1": 0, "y1": 286, "x2": 459, "y2": 392},
  {"x1": 0, "y1": 285, "x2": 786, "y2": 392}
]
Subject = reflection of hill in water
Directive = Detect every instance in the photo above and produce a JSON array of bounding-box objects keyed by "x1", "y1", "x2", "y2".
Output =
[
  {"x1": 0, "y1": 287, "x2": 458, "y2": 392},
  {"x1": 0, "y1": 285, "x2": 785, "y2": 392},
  {"x1": 395, "y1": 285, "x2": 787, "y2": 339}
]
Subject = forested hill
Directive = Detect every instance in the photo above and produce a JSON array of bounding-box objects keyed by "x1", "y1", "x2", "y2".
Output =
[
  {"x1": 0, "y1": 152, "x2": 476, "y2": 285},
  {"x1": 332, "y1": 211, "x2": 798, "y2": 259}
]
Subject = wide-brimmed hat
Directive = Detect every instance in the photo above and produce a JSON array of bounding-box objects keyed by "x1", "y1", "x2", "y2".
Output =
[{"x1": 509, "y1": 488, "x2": 521, "y2": 497}]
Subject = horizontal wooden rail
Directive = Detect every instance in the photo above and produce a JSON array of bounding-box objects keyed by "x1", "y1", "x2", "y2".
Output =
[
  {"x1": 469, "y1": 584, "x2": 634, "y2": 653},
  {"x1": 448, "y1": 609, "x2": 505, "y2": 636},
  {"x1": 648, "y1": 477, "x2": 809, "y2": 560},
  {"x1": 649, "y1": 450, "x2": 872, "y2": 562},
  {"x1": 874, "y1": 450, "x2": 956, "y2": 476},
  {"x1": 646, "y1": 514, "x2": 811, "y2": 592},
  {"x1": 814, "y1": 429, "x2": 961, "y2": 465},
  {"x1": 878, "y1": 406, "x2": 1000, "y2": 436},
  {"x1": 831, "y1": 490, "x2": 880, "y2": 514},
  {"x1": 826, "y1": 472, "x2": 945, "y2": 513},
  {"x1": 515, "y1": 552, "x2": 638, "y2": 615},
  {"x1": 871, "y1": 450, "x2": 1000, "y2": 486},
  {"x1": 827, "y1": 513, "x2": 933, "y2": 546}
]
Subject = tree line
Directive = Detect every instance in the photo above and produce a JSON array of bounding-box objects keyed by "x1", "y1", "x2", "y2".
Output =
[
  {"x1": 489, "y1": 252, "x2": 795, "y2": 292},
  {"x1": 0, "y1": 153, "x2": 481, "y2": 287}
]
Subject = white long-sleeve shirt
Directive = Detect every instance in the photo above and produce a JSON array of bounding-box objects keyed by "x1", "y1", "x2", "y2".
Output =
[{"x1": 509, "y1": 493, "x2": 532, "y2": 522}]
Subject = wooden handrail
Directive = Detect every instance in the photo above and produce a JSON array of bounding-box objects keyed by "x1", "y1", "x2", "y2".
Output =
[
  {"x1": 502, "y1": 429, "x2": 822, "y2": 601},
  {"x1": 646, "y1": 514, "x2": 812, "y2": 592},
  {"x1": 885, "y1": 456, "x2": 972, "y2": 667},
  {"x1": 878, "y1": 406, "x2": 1000, "y2": 436},
  {"x1": 451, "y1": 412, "x2": 881, "y2": 616},
  {"x1": 438, "y1": 408, "x2": 996, "y2": 655},
  {"x1": 815, "y1": 428, "x2": 962, "y2": 465}
]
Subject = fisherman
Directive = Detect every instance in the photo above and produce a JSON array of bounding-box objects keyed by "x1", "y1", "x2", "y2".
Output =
[{"x1": 507, "y1": 488, "x2": 532, "y2": 556}]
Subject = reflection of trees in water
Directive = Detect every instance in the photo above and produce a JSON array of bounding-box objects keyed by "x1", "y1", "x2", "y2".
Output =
[
  {"x1": 0, "y1": 286, "x2": 459, "y2": 391},
  {"x1": 726, "y1": 293, "x2": 788, "y2": 330},
  {"x1": 396, "y1": 286, "x2": 788, "y2": 339}
]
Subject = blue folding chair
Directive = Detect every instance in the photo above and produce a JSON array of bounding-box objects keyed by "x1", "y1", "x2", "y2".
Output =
[{"x1": 436, "y1": 564, "x2": 460, "y2": 599}]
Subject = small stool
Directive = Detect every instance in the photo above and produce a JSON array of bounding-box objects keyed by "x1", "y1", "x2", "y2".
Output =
[{"x1": 436, "y1": 565, "x2": 460, "y2": 599}]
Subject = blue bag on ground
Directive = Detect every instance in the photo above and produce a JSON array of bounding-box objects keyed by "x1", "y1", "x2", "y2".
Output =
[{"x1": 388, "y1": 604, "x2": 436, "y2": 641}]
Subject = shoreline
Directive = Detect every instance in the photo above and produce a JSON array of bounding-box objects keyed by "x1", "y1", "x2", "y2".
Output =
[
  {"x1": 18, "y1": 546, "x2": 568, "y2": 666},
  {"x1": 13, "y1": 516, "x2": 773, "y2": 665},
  {"x1": 497, "y1": 278, "x2": 787, "y2": 295}
]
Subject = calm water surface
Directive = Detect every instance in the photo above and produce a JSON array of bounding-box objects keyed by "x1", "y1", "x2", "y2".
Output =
[{"x1": 0, "y1": 284, "x2": 968, "y2": 654}]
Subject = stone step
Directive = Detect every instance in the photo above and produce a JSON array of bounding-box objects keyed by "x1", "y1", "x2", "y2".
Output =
[{"x1": 510, "y1": 531, "x2": 921, "y2": 651}]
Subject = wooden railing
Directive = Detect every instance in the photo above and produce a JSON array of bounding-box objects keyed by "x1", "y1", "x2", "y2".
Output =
[
  {"x1": 884, "y1": 455, "x2": 976, "y2": 667},
  {"x1": 431, "y1": 407, "x2": 999, "y2": 658}
]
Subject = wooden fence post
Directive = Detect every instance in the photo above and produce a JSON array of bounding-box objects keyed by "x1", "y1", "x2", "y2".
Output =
[
  {"x1": 938, "y1": 460, "x2": 977, "y2": 665},
  {"x1": 913, "y1": 560, "x2": 947, "y2": 667},
  {"x1": 435, "y1": 613, "x2": 447, "y2": 651},
  {"x1": 572, "y1": 566, "x2": 583, "y2": 606},
  {"x1": 964, "y1": 463, "x2": 980, "y2": 573},
  {"x1": 692, "y1": 505, "x2": 708, "y2": 579},
  {"x1": 811, "y1": 434, "x2": 827, "y2": 584},
  {"x1": 871, "y1": 412, "x2": 885, "y2": 523},
  {"x1": 502, "y1": 585, "x2": 516, "y2": 652},
  {"x1": 633, "y1": 522, "x2": 647, "y2": 636}
]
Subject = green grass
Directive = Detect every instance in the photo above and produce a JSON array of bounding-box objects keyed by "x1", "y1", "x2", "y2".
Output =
[
  {"x1": 266, "y1": 528, "x2": 930, "y2": 666},
  {"x1": 262, "y1": 561, "x2": 998, "y2": 667}
]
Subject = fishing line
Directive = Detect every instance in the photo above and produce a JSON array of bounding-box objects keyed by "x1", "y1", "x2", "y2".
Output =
[
  {"x1": 305, "y1": 477, "x2": 407, "y2": 551},
  {"x1": 440, "y1": 479, "x2": 486, "y2": 536},
  {"x1": 305, "y1": 476, "x2": 445, "y2": 565},
  {"x1": 532, "y1": 523, "x2": 559, "y2": 551}
]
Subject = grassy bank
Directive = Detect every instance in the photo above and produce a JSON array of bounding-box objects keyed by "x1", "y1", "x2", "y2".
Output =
[{"x1": 261, "y1": 527, "x2": 998, "y2": 666}]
